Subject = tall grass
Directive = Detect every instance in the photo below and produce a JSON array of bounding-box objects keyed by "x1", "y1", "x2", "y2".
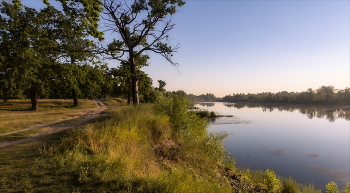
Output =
[
  {"x1": 46, "y1": 96, "x2": 233, "y2": 192},
  {"x1": 1, "y1": 97, "x2": 347, "y2": 192}
]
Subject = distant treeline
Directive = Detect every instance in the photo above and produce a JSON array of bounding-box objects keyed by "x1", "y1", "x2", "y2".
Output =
[
  {"x1": 221, "y1": 86, "x2": 349, "y2": 105},
  {"x1": 164, "y1": 90, "x2": 217, "y2": 103},
  {"x1": 187, "y1": 93, "x2": 216, "y2": 103}
]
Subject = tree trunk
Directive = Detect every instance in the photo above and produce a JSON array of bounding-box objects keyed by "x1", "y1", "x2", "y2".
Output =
[
  {"x1": 131, "y1": 69, "x2": 139, "y2": 105},
  {"x1": 127, "y1": 90, "x2": 131, "y2": 105},
  {"x1": 3, "y1": 89, "x2": 8, "y2": 102},
  {"x1": 30, "y1": 86, "x2": 38, "y2": 111},
  {"x1": 72, "y1": 89, "x2": 79, "y2": 106},
  {"x1": 129, "y1": 58, "x2": 139, "y2": 106}
]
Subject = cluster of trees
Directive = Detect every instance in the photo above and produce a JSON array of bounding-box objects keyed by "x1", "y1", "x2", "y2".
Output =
[
  {"x1": 187, "y1": 93, "x2": 217, "y2": 103},
  {"x1": 222, "y1": 86, "x2": 350, "y2": 105},
  {"x1": 0, "y1": 0, "x2": 185, "y2": 110}
]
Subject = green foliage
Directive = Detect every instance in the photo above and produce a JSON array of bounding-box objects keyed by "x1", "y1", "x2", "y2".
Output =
[
  {"x1": 186, "y1": 93, "x2": 217, "y2": 103},
  {"x1": 104, "y1": 0, "x2": 185, "y2": 105},
  {"x1": 326, "y1": 181, "x2": 338, "y2": 193},
  {"x1": 300, "y1": 183, "x2": 321, "y2": 193},
  {"x1": 343, "y1": 183, "x2": 350, "y2": 193},
  {"x1": 210, "y1": 111, "x2": 217, "y2": 117},
  {"x1": 195, "y1": 110, "x2": 210, "y2": 118},
  {"x1": 222, "y1": 86, "x2": 350, "y2": 105},
  {"x1": 156, "y1": 80, "x2": 167, "y2": 93},
  {"x1": 282, "y1": 176, "x2": 301, "y2": 193},
  {"x1": 0, "y1": 0, "x2": 104, "y2": 108},
  {"x1": 42, "y1": 98, "x2": 232, "y2": 192},
  {"x1": 194, "y1": 110, "x2": 218, "y2": 118},
  {"x1": 57, "y1": 0, "x2": 104, "y2": 40},
  {"x1": 108, "y1": 63, "x2": 153, "y2": 103},
  {"x1": 264, "y1": 169, "x2": 282, "y2": 193}
]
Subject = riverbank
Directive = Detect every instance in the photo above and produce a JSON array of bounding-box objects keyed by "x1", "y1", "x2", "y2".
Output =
[{"x1": 0, "y1": 97, "x2": 349, "y2": 192}]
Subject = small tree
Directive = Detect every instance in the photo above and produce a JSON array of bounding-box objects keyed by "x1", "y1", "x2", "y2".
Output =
[
  {"x1": 103, "y1": 0, "x2": 184, "y2": 105},
  {"x1": 156, "y1": 80, "x2": 167, "y2": 93}
]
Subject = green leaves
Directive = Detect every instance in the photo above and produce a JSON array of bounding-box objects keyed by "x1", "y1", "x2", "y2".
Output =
[
  {"x1": 0, "y1": 0, "x2": 105, "y2": 105},
  {"x1": 108, "y1": 38, "x2": 124, "y2": 53},
  {"x1": 57, "y1": 0, "x2": 104, "y2": 40},
  {"x1": 326, "y1": 181, "x2": 338, "y2": 193}
]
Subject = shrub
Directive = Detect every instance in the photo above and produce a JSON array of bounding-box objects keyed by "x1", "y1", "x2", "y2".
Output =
[
  {"x1": 282, "y1": 176, "x2": 301, "y2": 193},
  {"x1": 326, "y1": 181, "x2": 338, "y2": 193},
  {"x1": 343, "y1": 183, "x2": 350, "y2": 193},
  {"x1": 195, "y1": 110, "x2": 210, "y2": 118},
  {"x1": 264, "y1": 169, "x2": 282, "y2": 193}
]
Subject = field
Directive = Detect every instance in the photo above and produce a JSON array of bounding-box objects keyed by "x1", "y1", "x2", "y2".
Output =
[{"x1": 0, "y1": 99, "x2": 96, "y2": 143}]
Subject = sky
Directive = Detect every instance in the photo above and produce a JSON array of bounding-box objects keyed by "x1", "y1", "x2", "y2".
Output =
[
  {"x1": 141, "y1": 0, "x2": 349, "y2": 97},
  {"x1": 22, "y1": 0, "x2": 350, "y2": 97}
]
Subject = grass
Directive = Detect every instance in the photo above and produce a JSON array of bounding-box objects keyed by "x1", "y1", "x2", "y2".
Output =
[
  {"x1": 0, "y1": 128, "x2": 43, "y2": 142},
  {"x1": 0, "y1": 96, "x2": 349, "y2": 192},
  {"x1": 0, "y1": 99, "x2": 96, "y2": 135}
]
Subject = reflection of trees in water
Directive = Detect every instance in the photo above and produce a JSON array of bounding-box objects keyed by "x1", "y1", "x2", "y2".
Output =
[
  {"x1": 299, "y1": 108, "x2": 349, "y2": 122},
  {"x1": 224, "y1": 103, "x2": 349, "y2": 122},
  {"x1": 208, "y1": 117, "x2": 217, "y2": 123},
  {"x1": 199, "y1": 103, "x2": 215, "y2": 107}
]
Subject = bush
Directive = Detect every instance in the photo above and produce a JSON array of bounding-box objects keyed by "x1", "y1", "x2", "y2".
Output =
[
  {"x1": 195, "y1": 110, "x2": 210, "y2": 118},
  {"x1": 326, "y1": 181, "x2": 338, "y2": 193},
  {"x1": 344, "y1": 183, "x2": 350, "y2": 193},
  {"x1": 282, "y1": 176, "x2": 301, "y2": 193},
  {"x1": 264, "y1": 169, "x2": 282, "y2": 193}
]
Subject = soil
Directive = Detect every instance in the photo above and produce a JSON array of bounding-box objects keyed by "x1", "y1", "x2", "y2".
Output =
[{"x1": 0, "y1": 100, "x2": 109, "y2": 149}]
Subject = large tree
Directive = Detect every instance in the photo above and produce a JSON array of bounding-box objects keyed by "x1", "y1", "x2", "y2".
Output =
[
  {"x1": 0, "y1": 1, "x2": 62, "y2": 110},
  {"x1": 109, "y1": 55, "x2": 153, "y2": 104},
  {"x1": 103, "y1": 0, "x2": 184, "y2": 105},
  {"x1": 0, "y1": 0, "x2": 104, "y2": 110}
]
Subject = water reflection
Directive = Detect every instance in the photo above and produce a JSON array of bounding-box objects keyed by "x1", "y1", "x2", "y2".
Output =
[
  {"x1": 198, "y1": 102, "x2": 216, "y2": 107},
  {"x1": 197, "y1": 102, "x2": 349, "y2": 190},
  {"x1": 222, "y1": 103, "x2": 350, "y2": 122}
]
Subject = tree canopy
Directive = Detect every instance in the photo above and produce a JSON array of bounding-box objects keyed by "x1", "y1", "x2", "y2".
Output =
[{"x1": 0, "y1": 0, "x2": 105, "y2": 110}]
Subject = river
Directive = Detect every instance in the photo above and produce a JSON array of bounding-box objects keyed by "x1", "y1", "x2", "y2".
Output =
[{"x1": 195, "y1": 102, "x2": 350, "y2": 190}]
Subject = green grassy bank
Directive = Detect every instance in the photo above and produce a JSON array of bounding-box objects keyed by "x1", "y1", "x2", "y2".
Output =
[{"x1": 0, "y1": 97, "x2": 349, "y2": 192}]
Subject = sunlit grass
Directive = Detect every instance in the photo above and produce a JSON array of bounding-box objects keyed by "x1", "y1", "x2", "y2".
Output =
[
  {"x1": 0, "y1": 99, "x2": 96, "y2": 134},
  {"x1": 0, "y1": 128, "x2": 43, "y2": 142}
]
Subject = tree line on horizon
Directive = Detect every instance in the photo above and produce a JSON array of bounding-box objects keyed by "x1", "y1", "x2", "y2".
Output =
[{"x1": 221, "y1": 85, "x2": 350, "y2": 105}]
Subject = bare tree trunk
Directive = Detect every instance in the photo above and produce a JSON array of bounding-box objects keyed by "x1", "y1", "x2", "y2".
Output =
[
  {"x1": 30, "y1": 86, "x2": 38, "y2": 111},
  {"x1": 72, "y1": 89, "x2": 79, "y2": 106}
]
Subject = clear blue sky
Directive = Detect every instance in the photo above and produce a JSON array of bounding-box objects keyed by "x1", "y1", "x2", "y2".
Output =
[
  {"x1": 22, "y1": 0, "x2": 349, "y2": 97},
  {"x1": 142, "y1": 0, "x2": 350, "y2": 97}
]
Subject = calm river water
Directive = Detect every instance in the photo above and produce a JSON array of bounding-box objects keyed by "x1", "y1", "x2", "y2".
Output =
[{"x1": 195, "y1": 102, "x2": 350, "y2": 190}]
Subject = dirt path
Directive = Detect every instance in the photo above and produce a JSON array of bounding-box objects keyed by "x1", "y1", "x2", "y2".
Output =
[{"x1": 0, "y1": 100, "x2": 109, "y2": 149}]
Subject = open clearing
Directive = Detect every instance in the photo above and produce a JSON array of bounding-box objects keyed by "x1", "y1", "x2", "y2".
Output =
[{"x1": 0, "y1": 100, "x2": 109, "y2": 149}]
